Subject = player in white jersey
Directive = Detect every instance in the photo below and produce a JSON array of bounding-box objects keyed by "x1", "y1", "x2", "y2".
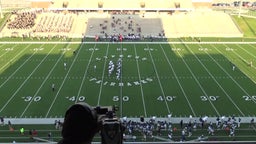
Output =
[
  {"x1": 52, "y1": 83, "x2": 55, "y2": 92},
  {"x1": 64, "y1": 62, "x2": 67, "y2": 70}
]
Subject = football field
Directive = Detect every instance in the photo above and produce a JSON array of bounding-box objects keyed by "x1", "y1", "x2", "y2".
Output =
[{"x1": 0, "y1": 41, "x2": 256, "y2": 119}]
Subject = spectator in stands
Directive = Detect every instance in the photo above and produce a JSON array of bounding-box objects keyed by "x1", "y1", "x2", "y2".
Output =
[
  {"x1": 0, "y1": 117, "x2": 4, "y2": 126},
  {"x1": 238, "y1": 118, "x2": 241, "y2": 128},
  {"x1": 34, "y1": 13, "x2": 73, "y2": 33},
  {"x1": 250, "y1": 118, "x2": 255, "y2": 128},
  {"x1": 180, "y1": 120, "x2": 183, "y2": 129},
  {"x1": 29, "y1": 129, "x2": 33, "y2": 139},
  {"x1": 32, "y1": 129, "x2": 38, "y2": 137},
  {"x1": 7, "y1": 11, "x2": 36, "y2": 29},
  {"x1": 58, "y1": 103, "x2": 100, "y2": 144},
  {"x1": 48, "y1": 132, "x2": 52, "y2": 141},
  {"x1": 20, "y1": 127, "x2": 25, "y2": 135},
  {"x1": 181, "y1": 129, "x2": 186, "y2": 141}
]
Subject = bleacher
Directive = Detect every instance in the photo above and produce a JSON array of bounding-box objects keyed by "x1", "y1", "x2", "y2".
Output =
[
  {"x1": 34, "y1": 12, "x2": 74, "y2": 33},
  {"x1": 1, "y1": 0, "x2": 30, "y2": 8},
  {"x1": 1, "y1": 11, "x2": 81, "y2": 38},
  {"x1": 161, "y1": 11, "x2": 243, "y2": 37},
  {"x1": 85, "y1": 14, "x2": 164, "y2": 38},
  {"x1": 0, "y1": 0, "x2": 243, "y2": 38},
  {"x1": 50, "y1": 0, "x2": 193, "y2": 9}
]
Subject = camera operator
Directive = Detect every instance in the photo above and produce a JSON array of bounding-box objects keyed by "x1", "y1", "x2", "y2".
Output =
[
  {"x1": 58, "y1": 103, "x2": 100, "y2": 144},
  {"x1": 58, "y1": 102, "x2": 124, "y2": 144}
]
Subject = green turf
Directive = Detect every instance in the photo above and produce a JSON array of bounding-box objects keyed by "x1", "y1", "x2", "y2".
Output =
[
  {"x1": 232, "y1": 15, "x2": 256, "y2": 37},
  {"x1": 0, "y1": 41, "x2": 256, "y2": 118},
  {"x1": 0, "y1": 39, "x2": 256, "y2": 143}
]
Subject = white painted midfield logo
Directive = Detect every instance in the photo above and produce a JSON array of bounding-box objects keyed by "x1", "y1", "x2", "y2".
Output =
[
  {"x1": 89, "y1": 77, "x2": 153, "y2": 87},
  {"x1": 90, "y1": 53, "x2": 153, "y2": 87},
  {"x1": 88, "y1": 47, "x2": 153, "y2": 87}
]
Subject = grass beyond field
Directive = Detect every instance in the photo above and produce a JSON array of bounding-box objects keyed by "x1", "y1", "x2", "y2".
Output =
[{"x1": 0, "y1": 41, "x2": 256, "y2": 119}]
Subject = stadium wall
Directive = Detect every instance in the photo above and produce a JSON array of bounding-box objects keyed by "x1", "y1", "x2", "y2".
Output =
[
  {"x1": 1, "y1": 0, "x2": 31, "y2": 9},
  {"x1": 31, "y1": 1, "x2": 53, "y2": 9}
]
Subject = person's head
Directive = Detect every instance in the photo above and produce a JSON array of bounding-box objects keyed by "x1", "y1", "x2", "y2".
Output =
[{"x1": 59, "y1": 103, "x2": 100, "y2": 144}]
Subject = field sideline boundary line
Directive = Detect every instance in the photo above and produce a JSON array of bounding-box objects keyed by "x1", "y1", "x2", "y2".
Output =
[
  {"x1": 1, "y1": 41, "x2": 256, "y2": 45},
  {"x1": 1, "y1": 117, "x2": 255, "y2": 124}
]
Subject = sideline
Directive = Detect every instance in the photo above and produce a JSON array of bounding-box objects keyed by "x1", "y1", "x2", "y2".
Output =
[
  {"x1": 1, "y1": 117, "x2": 255, "y2": 125},
  {"x1": 0, "y1": 41, "x2": 256, "y2": 44}
]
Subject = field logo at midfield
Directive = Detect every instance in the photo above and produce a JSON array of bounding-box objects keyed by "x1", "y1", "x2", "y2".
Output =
[{"x1": 89, "y1": 47, "x2": 154, "y2": 87}]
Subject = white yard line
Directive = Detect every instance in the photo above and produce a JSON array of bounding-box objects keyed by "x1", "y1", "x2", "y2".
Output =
[
  {"x1": 174, "y1": 43, "x2": 220, "y2": 116},
  {"x1": 45, "y1": 43, "x2": 86, "y2": 117},
  {"x1": 248, "y1": 43, "x2": 256, "y2": 51},
  {"x1": 119, "y1": 44, "x2": 123, "y2": 117},
  {"x1": 0, "y1": 45, "x2": 31, "y2": 88},
  {"x1": 159, "y1": 44, "x2": 196, "y2": 117},
  {"x1": 95, "y1": 44, "x2": 109, "y2": 105},
  {"x1": 0, "y1": 45, "x2": 20, "y2": 72},
  {"x1": 0, "y1": 49, "x2": 10, "y2": 59},
  {"x1": 133, "y1": 44, "x2": 147, "y2": 117},
  {"x1": 146, "y1": 44, "x2": 171, "y2": 114},
  {"x1": 20, "y1": 44, "x2": 62, "y2": 117},
  {"x1": 75, "y1": 45, "x2": 98, "y2": 104},
  {"x1": 0, "y1": 43, "x2": 6, "y2": 49},
  {"x1": 0, "y1": 44, "x2": 46, "y2": 113},
  {"x1": 196, "y1": 44, "x2": 245, "y2": 116},
  {"x1": 235, "y1": 44, "x2": 256, "y2": 82},
  {"x1": 212, "y1": 44, "x2": 256, "y2": 105}
]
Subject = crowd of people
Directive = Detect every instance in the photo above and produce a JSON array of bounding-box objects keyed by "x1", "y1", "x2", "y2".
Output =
[
  {"x1": 93, "y1": 14, "x2": 164, "y2": 41},
  {"x1": 5, "y1": 9, "x2": 166, "y2": 40},
  {"x1": 7, "y1": 11, "x2": 36, "y2": 29},
  {"x1": 6, "y1": 10, "x2": 74, "y2": 36},
  {"x1": 121, "y1": 115, "x2": 255, "y2": 142},
  {"x1": 34, "y1": 13, "x2": 74, "y2": 33}
]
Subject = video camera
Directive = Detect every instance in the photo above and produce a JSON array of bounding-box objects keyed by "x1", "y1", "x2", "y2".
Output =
[{"x1": 94, "y1": 105, "x2": 124, "y2": 144}]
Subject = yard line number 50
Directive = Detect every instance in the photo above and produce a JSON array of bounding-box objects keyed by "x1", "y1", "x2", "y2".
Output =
[{"x1": 113, "y1": 96, "x2": 129, "y2": 102}]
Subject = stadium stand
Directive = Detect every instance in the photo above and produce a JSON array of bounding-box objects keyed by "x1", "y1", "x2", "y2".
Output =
[
  {"x1": 0, "y1": 10, "x2": 243, "y2": 38},
  {"x1": 49, "y1": 0, "x2": 193, "y2": 9},
  {"x1": 161, "y1": 10, "x2": 243, "y2": 37},
  {"x1": 7, "y1": 11, "x2": 36, "y2": 29},
  {"x1": 0, "y1": 0, "x2": 244, "y2": 38},
  {"x1": 34, "y1": 12, "x2": 73, "y2": 33},
  {"x1": 1, "y1": 0, "x2": 30, "y2": 9},
  {"x1": 85, "y1": 14, "x2": 164, "y2": 38}
]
